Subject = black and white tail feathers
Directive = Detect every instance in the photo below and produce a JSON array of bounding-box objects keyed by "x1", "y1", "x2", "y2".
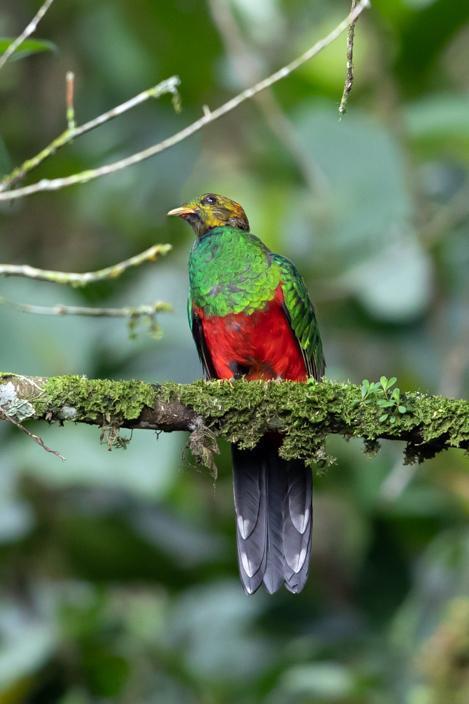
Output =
[{"x1": 232, "y1": 438, "x2": 312, "y2": 595}]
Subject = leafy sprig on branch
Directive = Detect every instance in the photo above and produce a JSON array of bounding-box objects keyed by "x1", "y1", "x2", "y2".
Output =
[{"x1": 361, "y1": 376, "x2": 409, "y2": 424}]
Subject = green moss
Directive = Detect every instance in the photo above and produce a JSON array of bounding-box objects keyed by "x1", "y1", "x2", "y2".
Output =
[
  {"x1": 161, "y1": 378, "x2": 469, "y2": 465},
  {"x1": 39, "y1": 375, "x2": 156, "y2": 422},
  {"x1": 2, "y1": 372, "x2": 467, "y2": 466}
]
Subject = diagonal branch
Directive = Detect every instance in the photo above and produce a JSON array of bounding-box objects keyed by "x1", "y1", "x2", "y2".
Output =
[
  {"x1": 0, "y1": 0, "x2": 55, "y2": 71},
  {"x1": 0, "y1": 77, "x2": 181, "y2": 191},
  {"x1": 0, "y1": 0, "x2": 370, "y2": 202},
  {"x1": 0, "y1": 243, "x2": 171, "y2": 287}
]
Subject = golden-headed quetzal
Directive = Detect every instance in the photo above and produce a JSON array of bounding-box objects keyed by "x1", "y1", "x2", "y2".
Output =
[{"x1": 168, "y1": 194, "x2": 325, "y2": 594}]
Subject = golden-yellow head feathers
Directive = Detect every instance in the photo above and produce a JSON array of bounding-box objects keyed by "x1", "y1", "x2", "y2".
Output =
[{"x1": 168, "y1": 193, "x2": 250, "y2": 236}]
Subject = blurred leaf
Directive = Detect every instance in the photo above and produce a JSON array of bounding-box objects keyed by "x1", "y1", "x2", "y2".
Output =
[
  {"x1": 0, "y1": 136, "x2": 10, "y2": 178},
  {"x1": 166, "y1": 581, "x2": 273, "y2": 682},
  {"x1": 392, "y1": 529, "x2": 469, "y2": 640},
  {"x1": 343, "y1": 234, "x2": 432, "y2": 320},
  {"x1": 280, "y1": 662, "x2": 355, "y2": 700},
  {"x1": 396, "y1": 0, "x2": 469, "y2": 89},
  {"x1": 0, "y1": 38, "x2": 56, "y2": 61},
  {"x1": 288, "y1": 105, "x2": 414, "y2": 279},
  {"x1": 0, "y1": 603, "x2": 56, "y2": 690},
  {"x1": 83, "y1": 648, "x2": 129, "y2": 698},
  {"x1": 404, "y1": 0, "x2": 438, "y2": 7},
  {"x1": 129, "y1": 505, "x2": 227, "y2": 566},
  {"x1": 0, "y1": 464, "x2": 33, "y2": 542},
  {"x1": 0, "y1": 280, "x2": 96, "y2": 376},
  {"x1": 405, "y1": 94, "x2": 469, "y2": 154}
]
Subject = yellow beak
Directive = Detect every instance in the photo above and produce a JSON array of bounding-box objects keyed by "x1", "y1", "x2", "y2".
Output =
[{"x1": 167, "y1": 205, "x2": 196, "y2": 218}]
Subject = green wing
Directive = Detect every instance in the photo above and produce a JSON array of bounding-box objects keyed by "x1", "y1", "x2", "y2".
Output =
[{"x1": 271, "y1": 253, "x2": 325, "y2": 380}]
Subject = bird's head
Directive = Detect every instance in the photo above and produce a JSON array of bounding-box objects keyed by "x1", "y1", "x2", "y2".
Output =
[{"x1": 168, "y1": 193, "x2": 250, "y2": 237}]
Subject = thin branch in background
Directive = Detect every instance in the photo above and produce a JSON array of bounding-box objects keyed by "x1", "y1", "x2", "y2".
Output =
[
  {"x1": 0, "y1": 298, "x2": 173, "y2": 338},
  {"x1": 0, "y1": 408, "x2": 65, "y2": 461},
  {"x1": 0, "y1": 77, "x2": 181, "y2": 192},
  {"x1": 0, "y1": 0, "x2": 55, "y2": 71},
  {"x1": 438, "y1": 329, "x2": 469, "y2": 399},
  {"x1": 0, "y1": 0, "x2": 370, "y2": 202},
  {"x1": 66, "y1": 70, "x2": 76, "y2": 130},
  {"x1": 208, "y1": 0, "x2": 327, "y2": 194},
  {"x1": 0, "y1": 242, "x2": 171, "y2": 287},
  {"x1": 0, "y1": 298, "x2": 171, "y2": 318},
  {"x1": 339, "y1": 0, "x2": 361, "y2": 116}
]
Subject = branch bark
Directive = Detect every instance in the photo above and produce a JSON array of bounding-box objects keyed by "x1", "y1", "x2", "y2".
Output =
[
  {"x1": 0, "y1": 373, "x2": 467, "y2": 466},
  {"x1": 0, "y1": 243, "x2": 171, "y2": 286},
  {"x1": 339, "y1": 0, "x2": 360, "y2": 115}
]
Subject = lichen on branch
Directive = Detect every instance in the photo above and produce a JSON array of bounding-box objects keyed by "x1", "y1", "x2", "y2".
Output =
[{"x1": 0, "y1": 373, "x2": 467, "y2": 467}]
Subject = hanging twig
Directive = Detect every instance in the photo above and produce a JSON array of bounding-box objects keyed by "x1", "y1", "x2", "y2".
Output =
[
  {"x1": 339, "y1": 0, "x2": 363, "y2": 116},
  {"x1": 0, "y1": 408, "x2": 65, "y2": 461},
  {"x1": 0, "y1": 0, "x2": 370, "y2": 202}
]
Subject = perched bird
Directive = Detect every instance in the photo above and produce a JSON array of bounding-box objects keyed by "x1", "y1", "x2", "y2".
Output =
[{"x1": 168, "y1": 193, "x2": 325, "y2": 594}]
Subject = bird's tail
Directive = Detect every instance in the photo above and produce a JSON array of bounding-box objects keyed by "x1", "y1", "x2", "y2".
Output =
[{"x1": 231, "y1": 436, "x2": 312, "y2": 595}]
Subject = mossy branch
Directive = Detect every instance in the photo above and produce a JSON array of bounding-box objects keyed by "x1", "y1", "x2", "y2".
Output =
[{"x1": 0, "y1": 373, "x2": 467, "y2": 466}]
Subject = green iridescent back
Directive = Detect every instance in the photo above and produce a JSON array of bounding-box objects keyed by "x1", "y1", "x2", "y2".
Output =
[
  {"x1": 188, "y1": 226, "x2": 325, "y2": 380},
  {"x1": 189, "y1": 227, "x2": 281, "y2": 316}
]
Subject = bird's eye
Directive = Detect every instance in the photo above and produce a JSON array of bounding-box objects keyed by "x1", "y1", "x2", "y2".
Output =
[{"x1": 202, "y1": 194, "x2": 217, "y2": 205}]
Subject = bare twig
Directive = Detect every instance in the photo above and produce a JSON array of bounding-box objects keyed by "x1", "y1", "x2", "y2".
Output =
[
  {"x1": 66, "y1": 70, "x2": 76, "y2": 130},
  {"x1": 339, "y1": 0, "x2": 362, "y2": 116},
  {"x1": 0, "y1": 243, "x2": 171, "y2": 287},
  {"x1": 0, "y1": 0, "x2": 56, "y2": 71},
  {"x1": 0, "y1": 408, "x2": 65, "y2": 461},
  {"x1": 0, "y1": 297, "x2": 172, "y2": 339},
  {"x1": 208, "y1": 0, "x2": 327, "y2": 193},
  {"x1": 0, "y1": 0, "x2": 370, "y2": 201},
  {"x1": 0, "y1": 297, "x2": 172, "y2": 318},
  {"x1": 0, "y1": 77, "x2": 181, "y2": 191}
]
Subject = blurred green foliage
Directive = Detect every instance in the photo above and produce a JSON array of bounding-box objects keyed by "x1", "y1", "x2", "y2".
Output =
[
  {"x1": 0, "y1": 0, "x2": 468, "y2": 702},
  {"x1": 0, "y1": 38, "x2": 56, "y2": 62}
]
